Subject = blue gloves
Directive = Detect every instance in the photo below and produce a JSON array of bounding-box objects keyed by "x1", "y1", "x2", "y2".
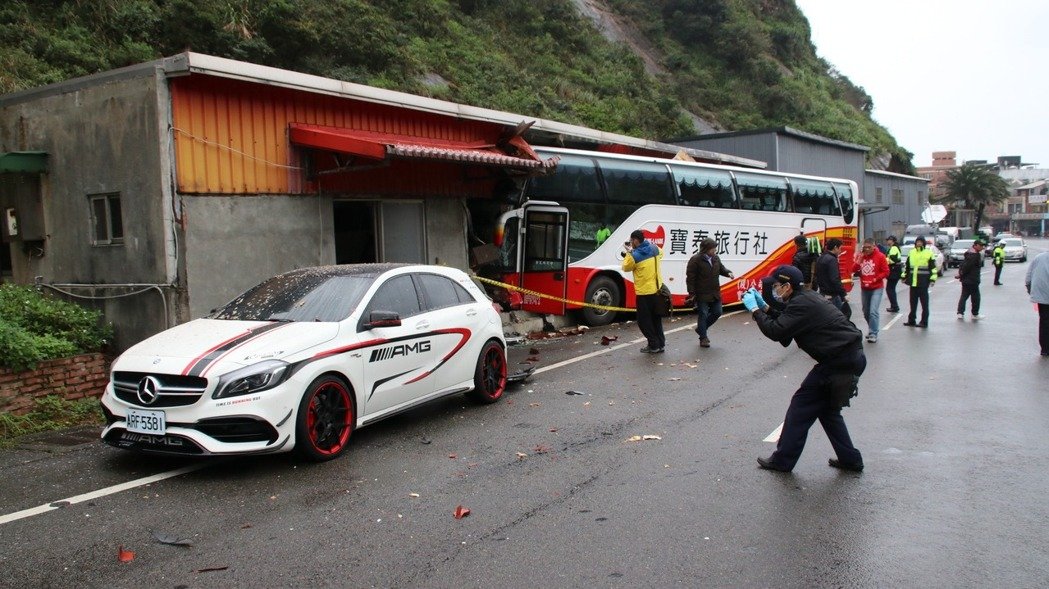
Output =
[
  {"x1": 742, "y1": 290, "x2": 760, "y2": 312},
  {"x1": 742, "y1": 288, "x2": 767, "y2": 313}
]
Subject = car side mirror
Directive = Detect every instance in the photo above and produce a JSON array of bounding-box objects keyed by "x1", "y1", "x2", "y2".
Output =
[{"x1": 363, "y1": 310, "x2": 402, "y2": 330}]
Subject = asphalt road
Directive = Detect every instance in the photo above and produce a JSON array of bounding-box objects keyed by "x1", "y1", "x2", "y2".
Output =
[{"x1": 1, "y1": 240, "x2": 1047, "y2": 588}]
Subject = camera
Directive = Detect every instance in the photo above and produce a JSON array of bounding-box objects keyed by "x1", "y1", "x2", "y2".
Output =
[{"x1": 623, "y1": 241, "x2": 631, "y2": 246}]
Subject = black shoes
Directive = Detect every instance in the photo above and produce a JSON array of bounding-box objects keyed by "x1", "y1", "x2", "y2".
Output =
[
  {"x1": 756, "y1": 456, "x2": 791, "y2": 472},
  {"x1": 886, "y1": 307, "x2": 900, "y2": 313},
  {"x1": 828, "y1": 458, "x2": 864, "y2": 472},
  {"x1": 699, "y1": 337, "x2": 710, "y2": 348},
  {"x1": 640, "y1": 346, "x2": 664, "y2": 354},
  {"x1": 918, "y1": 323, "x2": 928, "y2": 328},
  {"x1": 903, "y1": 321, "x2": 916, "y2": 326}
]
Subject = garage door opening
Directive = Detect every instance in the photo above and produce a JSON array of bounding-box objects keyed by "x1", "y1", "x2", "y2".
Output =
[{"x1": 334, "y1": 201, "x2": 377, "y2": 264}]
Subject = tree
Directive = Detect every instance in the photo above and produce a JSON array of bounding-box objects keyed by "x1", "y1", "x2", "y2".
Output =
[{"x1": 935, "y1": 163, "x2": 1010, "y2": 233}]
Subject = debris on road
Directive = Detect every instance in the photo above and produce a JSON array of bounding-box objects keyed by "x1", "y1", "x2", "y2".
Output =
[
  {"x1": 117, "y1": 545, "x2": 135, "y2": 563},
  {"x1": 454, "y1": 505, "x2": 471, "y2": 519},
  {"x1": 151, "y1": 530, "x2": 193, "y2": 547}
]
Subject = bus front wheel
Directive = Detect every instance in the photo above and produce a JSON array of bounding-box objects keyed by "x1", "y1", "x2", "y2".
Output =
[{"x1": 581, "y1": 276, "x2": 620, "y2": 326}]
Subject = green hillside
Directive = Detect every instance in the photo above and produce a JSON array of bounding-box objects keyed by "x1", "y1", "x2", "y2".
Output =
[{"x1": 0, "y1": 0, "x2": 913, "y2": 171}]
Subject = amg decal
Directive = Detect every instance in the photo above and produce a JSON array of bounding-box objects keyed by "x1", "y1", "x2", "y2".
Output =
[
  {"x1": 369, "y1": 340, "x2": 431, "y2": 362},
  {"x1": 119, "y1": 432, "x2": 185, "y2": 446}
]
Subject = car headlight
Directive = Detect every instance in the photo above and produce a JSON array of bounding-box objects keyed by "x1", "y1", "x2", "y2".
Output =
[{"x1": 213, "y1": 360, "x2": 291, "y2": 399}]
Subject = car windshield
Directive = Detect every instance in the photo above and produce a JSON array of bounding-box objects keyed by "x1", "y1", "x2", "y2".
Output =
[
  {"x1": 210, "y1": 273, "x2": 374, "y2": 322},
  {"x1": 1004, "y1": 239, "x2": 1023, "y2": 247},
  {"x1": 953, "y1": 240, "x2": 974, "y2": 250}
]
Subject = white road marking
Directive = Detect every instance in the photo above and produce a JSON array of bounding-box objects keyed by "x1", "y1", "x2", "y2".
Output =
[
  {"x1": 0, "y1": 462, "x2": 210, "y2": 526},
  {"x1": 764, "y1": 423, "x2": 783, "y2": 443}
]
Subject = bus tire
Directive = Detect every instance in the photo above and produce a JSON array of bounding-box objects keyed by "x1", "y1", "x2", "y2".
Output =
[{"x1": 581, "y1": 276, "x2": 620, "y2": 326}]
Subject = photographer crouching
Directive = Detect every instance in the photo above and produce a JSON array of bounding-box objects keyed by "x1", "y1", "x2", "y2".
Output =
[{"x1": 741, "y1": 265, "x2": 866, "y2": 473}]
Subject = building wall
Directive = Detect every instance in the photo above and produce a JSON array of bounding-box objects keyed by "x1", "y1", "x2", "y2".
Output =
[
  {"x1": 673, "y1": 135, "x2": 777, "y2": 170},
  {"x1": 777, "y1": 136, "x2": 864, "y2": 189},
  {"x1": 183, "y1": 195, "x2": 335, "y2": 318},
  {"x1": 426, "y1": 198, "x2": 469, "y2": 269},
  {"x1": 0, "y1": 72, "x2": 178, "y2": 350},
  {"x1": 862, "y1": 172, "x2": 928, "y2": 240}
]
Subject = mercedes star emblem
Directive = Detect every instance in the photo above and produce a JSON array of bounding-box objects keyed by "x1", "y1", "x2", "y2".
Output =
[{"x1": 137, "y1": 376, "x2": 161, "y2": 405}]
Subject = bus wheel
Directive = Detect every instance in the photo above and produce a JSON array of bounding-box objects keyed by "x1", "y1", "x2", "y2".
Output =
[{"x1": 581, "y1": 276, "x2": 620, "y2": 326}]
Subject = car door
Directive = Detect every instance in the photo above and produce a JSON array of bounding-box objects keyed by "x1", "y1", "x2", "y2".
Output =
[
  {"x1": 415, "y1": 272, "x2": 488, "y2": 394},
  {"x1": 358, "y1": 273, "x2": 434, "y2": 415}
]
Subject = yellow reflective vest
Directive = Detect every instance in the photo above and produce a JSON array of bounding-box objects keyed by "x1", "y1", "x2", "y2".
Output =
[{"x1": 903, "y1": 247, "x2": 938, "y2": 287}]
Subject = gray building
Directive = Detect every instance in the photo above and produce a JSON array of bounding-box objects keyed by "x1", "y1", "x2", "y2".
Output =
[{"x1": 673, "y1": 127, "x2": 929, "y2": 241}]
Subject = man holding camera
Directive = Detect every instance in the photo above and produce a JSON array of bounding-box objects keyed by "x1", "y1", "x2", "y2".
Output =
[
  {"x1": 741, "y1": 265, "x2": 866, "y2": 473},
  {"x1": 622, "y1": 229, "x2": 665, "y2": 353}
]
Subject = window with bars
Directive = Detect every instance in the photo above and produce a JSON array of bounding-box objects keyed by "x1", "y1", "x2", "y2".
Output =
[
  {"x1": 891, "y1": 189, "x2": 904, "y2": 205},
  {"x1": 89, "y1": 193, "x2": 124, "y2": 246}
]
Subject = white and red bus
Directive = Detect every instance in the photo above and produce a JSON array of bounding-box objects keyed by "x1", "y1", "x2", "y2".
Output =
[{"x1": 493, "y1": 147, "x2": 858, "y2": 326}]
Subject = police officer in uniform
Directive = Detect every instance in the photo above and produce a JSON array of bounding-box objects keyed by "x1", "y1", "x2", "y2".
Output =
[
  {"x1": 902, "y1": 236, "x2": 938, "y2": 328},
  {"x1": 741, "y1": 265, "x2": 865, "y2": 473},
  {"x1": 884, "y1": 235, "x2": 902, "y2": 312},
  {"x1": 992, "y1": 241, "x2": 1006, "y2": 285}
]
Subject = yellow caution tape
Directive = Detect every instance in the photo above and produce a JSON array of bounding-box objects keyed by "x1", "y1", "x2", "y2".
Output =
[{"x1": 473, "y1": 275, "x2": 654, "y2": 313}]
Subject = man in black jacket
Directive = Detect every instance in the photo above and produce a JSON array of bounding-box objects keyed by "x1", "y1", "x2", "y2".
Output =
[
  {"x1": 741, "y1": 265, "x2": 865, "y2": 473},
  {"x1": 686, "y1": 238, "x2": 734, "y2": 348},
  {"x1": 791, "y1": 235, "x2": 817, "y2": 288},
  {"x1": 815, "y1": 238, "x2": 847, "y2": 312},
  {"x1": 956, "y1": 239, "x2": 986, "y2": 320}
]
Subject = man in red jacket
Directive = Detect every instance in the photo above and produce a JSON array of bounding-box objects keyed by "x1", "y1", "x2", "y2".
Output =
[{"x1": 854, "y1": 238, "x2": 889, "y2": 343}]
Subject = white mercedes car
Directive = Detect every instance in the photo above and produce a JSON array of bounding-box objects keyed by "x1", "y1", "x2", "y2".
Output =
[{"x1": 100, "y1": 264, "x2": 508, "y2": 461}]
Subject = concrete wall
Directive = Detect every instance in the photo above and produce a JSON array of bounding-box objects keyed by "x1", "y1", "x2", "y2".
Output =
[
  {"x1": 0, "y1": 71, "x2": 177, "y2": 350},
  {"x1": 425, "y1": 198, "x2": 469, "y2": 270},
  {"x1": 183, "y1": 195, "x2": 335, "y2": 318}
]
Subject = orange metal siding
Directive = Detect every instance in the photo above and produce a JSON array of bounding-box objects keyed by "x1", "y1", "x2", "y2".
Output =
[{"x1": 169, "y1": 75, "x2": 506, "y2": 196}]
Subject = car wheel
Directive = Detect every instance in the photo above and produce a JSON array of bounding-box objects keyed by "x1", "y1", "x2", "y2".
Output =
[
  {"x1": 294, "y1": 375, "x2": 355, "y2": 462},
  {"x1": 1021, "y1": 256, "x2": 1027, "y2": 262},
  {"x1": 466, "y1": 339, "x2": 507, "y2": 404},
  {"x1": 580, "y1": 276, "x2": 620, "y2": 326}
]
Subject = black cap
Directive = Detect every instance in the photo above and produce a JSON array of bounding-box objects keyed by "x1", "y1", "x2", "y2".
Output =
[
  {"x1": 630, "y1": 229, "x2": 645, "y2": 241},
  {"x1": 793, "y1": 235, "x2": 808, "y2": 247},
  {"x1": 771, "y1": 265, "x2": 803, "y2": 288}
]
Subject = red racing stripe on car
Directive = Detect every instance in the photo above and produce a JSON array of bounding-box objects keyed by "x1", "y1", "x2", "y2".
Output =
[
  {"x1": 311, "y1": 338, "x2": 388, "y2": 360},
  {"x1": 404, "y1": 328, "x2": 471, "y2": 384},
  {"x1": 182, "y1": 322, "x2": 289, "y2": 377}
]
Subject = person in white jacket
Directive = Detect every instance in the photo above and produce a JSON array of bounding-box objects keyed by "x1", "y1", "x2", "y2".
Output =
[{"x1": 1025, "y1": 251, "x2": 1049, "y2": 357}]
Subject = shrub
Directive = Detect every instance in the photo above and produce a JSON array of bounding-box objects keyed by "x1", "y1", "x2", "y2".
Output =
[
  {"x1": 0, "y1": 395, "x2": 104, "y2": 445},
  {"x1": 0, "y1": 285, "x2": 112, "y2": 371}
]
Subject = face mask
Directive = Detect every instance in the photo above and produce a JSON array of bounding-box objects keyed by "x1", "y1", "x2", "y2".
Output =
[{"x1": 772, "y1": 287, "x2": 785, "y2": 302}]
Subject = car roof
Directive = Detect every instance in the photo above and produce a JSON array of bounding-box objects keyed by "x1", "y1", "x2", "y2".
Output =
[{"x1": 273, "y1": 263, "x2": 413, "y2": 281}]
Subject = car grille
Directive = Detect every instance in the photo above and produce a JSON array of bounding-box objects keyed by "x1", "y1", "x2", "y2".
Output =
[
  {"x1": 192, "y1": 417, "x2": 278, "y2": 444},
  {"x1": 112, "y1": 372, "x2": 208, "y2": 408}
]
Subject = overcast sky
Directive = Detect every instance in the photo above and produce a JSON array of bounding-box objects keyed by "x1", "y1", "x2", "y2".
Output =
[{"x1": 794, "y1": 0, "x2": 1049, "y2": 168}]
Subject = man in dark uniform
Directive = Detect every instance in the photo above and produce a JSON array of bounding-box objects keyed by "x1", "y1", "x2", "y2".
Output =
[
  {"x1": 884, "y1": 235, "x2": 902, "y2": 312},
  {"x1": 791, "y1": 235, "x2": 817, "y2": 289},
  {"x1": 741, "y1": 265, "x2": 866, "y2": 473}
]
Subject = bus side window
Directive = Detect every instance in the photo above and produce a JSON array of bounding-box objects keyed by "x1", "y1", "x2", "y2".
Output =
[
  {"x1": 790, "y1": 180, "x2": 836, "y2": 215},
  {"x1": 602, "y1": 160, "x2": 675, "y2": 205},
  {"x1": 736, "y1": 173, "x2": 788, "y2": 212},
  {"x1": 833, "y1": 183, "x2": 855, "y2": 224},
  {"x1": 673, "y1": 167, "x2": 735, "y2": 208},
  {"x1": 525, "y1": 154, "x2": 603, "y2": 203}
]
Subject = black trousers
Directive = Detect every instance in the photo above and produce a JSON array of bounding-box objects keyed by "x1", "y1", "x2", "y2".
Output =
[
  {"x1": 885, "y1": 275, "x2": 900, "y2": 310},
  {"x1": 635, "y1": 294, "x2": 665, "y2": 349},
  {"x1": 957, "y1": 284, "x2": 980, "y2": 315},
  {"x1": 994, "y1": 264, "x2": 1003, "y2": 284},
  {"x1": 908, "y1": 286, "x2": 930, "y2": 325},
  {"x1": 1039, "y1": 303, "x2": 1049, "y2": 355},
  {"x1": 769, "y1": 348, "x2": 866, "y2": 471}
]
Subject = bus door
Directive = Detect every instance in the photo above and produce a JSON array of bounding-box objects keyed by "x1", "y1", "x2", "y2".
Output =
[
  {"x1": 800, "y1": 217, "x2": 828, "y2": 246},
  {"x1": 519, "y1": 203, "x2": 570, "y2": 316}
]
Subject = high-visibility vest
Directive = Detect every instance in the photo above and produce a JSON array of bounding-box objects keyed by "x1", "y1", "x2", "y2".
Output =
[{"x1": 904, "y1": 247, "x2": 938, "y2": 287}]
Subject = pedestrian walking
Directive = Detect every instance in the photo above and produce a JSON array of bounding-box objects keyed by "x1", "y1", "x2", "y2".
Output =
[
  {"x1": 956, "y1": 238, "x2": 986, "y2": 320},
  {"x1": 902, "y1": 236, "x2": 938, "y2": 328},
  {"x1": 791, "y1": 235, "x2": 817, "y2": 289},
  {"x1": 993, "y1": 241, "x2": 1006, "y2": 285},
  {"x1": 815, "y1": 238, "x2": 847, "y2": 312},
  {"x1": 854, "y1": 238, "x2": 889, "y2": 342},
  {"x1": 884, "y1": 235, "x2": 902, "y2": 312},
  {"x1": 686, "y1": 238, "x2": 735, "y2": 348},
  {"x1": 741, "y1": 265, "x2": 865, "y2": 473},
  {"x1": 622, "y1": 229, "x2": 665, "y2": 353},
  {"x1": 1025, "y1": 251, "x2": 1049, "y2": 357}
]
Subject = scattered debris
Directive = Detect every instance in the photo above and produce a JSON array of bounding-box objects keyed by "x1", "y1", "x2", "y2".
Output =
[
  {"x1": 529, "y1": 347, "x2": 540, "y2": 355},
  {"x1": 117, "y1": 545, "x2": 135, "y2": 563},
  {"x1": 448, "y1": 454, "x2": 457, "y2": 459},
  {"x1": 409, "y1": 493, "x2": 420, "y2": 498},
  {"x1": 454, "y1": 505, "x2": 471, "y2": 519},
  {"x1": 151, "y1": 530, "x2": 194, "y2": 547},
  {"x1": 196, "y1": 566, "x2": 229, "y2": 573},
  {"x1": 516, "y1": 452, "x2": 528, "y2": 460},
  {"x1": 533, "y1": 444, "x2": 551, "y2": 454},
  {"x1": 600, "y1": 335, "x2": 619, "y2": 345},
  {"x1": 565, "y1": 390, "x2": 585, "y2": 396},
  {"x1": 668, "y1": 377, "x2": 681, "y2": 381},
  {"x1": 420, "y1": 437, "x2": 432, "y2": 445},
  {"x1": 625, "y1": 434, "x2": 662, "y2": 442},
  {"x1": 549, "y1": 427, "x2": 558, "y2": 432}
]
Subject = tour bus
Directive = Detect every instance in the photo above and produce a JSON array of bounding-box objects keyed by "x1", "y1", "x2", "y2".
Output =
[{"x1": 493, "y1": 146, "x2": 858, "y2": 326}]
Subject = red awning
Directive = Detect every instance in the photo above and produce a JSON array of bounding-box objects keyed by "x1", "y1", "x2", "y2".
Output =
[{"x1": 288, "y1": 124, "x2": 556, "y2": 171}]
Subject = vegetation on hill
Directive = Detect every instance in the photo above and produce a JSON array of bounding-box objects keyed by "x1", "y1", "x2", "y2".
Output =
[
  {"x1": 0, "y1": 285, "x2": 113, "y2": 371},
  {"x1": 0, "y1": 0, "x2": 912, "y2": 171}
]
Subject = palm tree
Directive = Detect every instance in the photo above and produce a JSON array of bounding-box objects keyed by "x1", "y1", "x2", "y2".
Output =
[{"x1": 934, "y1": 163, "x2": 1010, "y2": 233}]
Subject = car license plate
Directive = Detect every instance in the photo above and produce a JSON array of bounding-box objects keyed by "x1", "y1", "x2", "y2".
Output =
[{"x1": 126, "y1": 408, "x2": 166, "y2": 435}]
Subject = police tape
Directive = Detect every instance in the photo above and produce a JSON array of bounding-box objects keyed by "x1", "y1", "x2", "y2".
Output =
[{"x1": 472, "y1": 275, "x2": 645, "y2": 313}]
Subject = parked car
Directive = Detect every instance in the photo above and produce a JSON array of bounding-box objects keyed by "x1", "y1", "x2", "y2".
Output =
[
  {"x1": 946, "y1": 239, "x2": 975, "y2": 268},
  {"x1": 1000, "y1": 237, "x2": 1028, "y2": 262},
  {"x1": 100, "y1": 264, "x2": 510, "y2": 461}
]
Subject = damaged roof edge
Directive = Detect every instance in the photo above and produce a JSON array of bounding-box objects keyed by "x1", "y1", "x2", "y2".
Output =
[{"x1": 0, "y1": 51, "x2": 763, "y2": 169}]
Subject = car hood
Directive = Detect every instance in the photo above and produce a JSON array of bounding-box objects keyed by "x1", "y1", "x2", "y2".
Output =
[{"x1": 115, "y1": 319, "x2": 340, "y2": 377}]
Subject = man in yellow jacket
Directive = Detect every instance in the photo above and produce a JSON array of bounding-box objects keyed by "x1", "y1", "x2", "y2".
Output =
[
  {"x1": 902, "y1": 235, "x2": 938, "y2": 328},
  {"x1": 622, "y1": 229, "x2": 666, "y2": 353}
]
